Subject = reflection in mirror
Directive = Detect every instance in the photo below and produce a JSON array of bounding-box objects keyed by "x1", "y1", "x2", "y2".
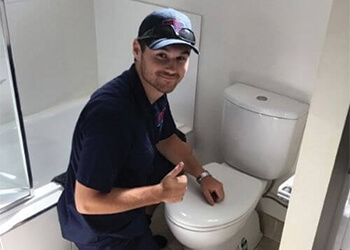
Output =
[{"x1": 0, "y1": 0, "x2": 32, "y2": 213}]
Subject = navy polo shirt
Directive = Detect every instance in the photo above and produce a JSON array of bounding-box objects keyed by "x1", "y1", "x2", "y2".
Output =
[{"x1": 57, "y1": 64, "x2": 176, "y2": 245}]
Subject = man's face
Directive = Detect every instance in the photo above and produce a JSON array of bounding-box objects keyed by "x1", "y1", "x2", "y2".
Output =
[{"x1": 136, "y1": 44, "x2": 191, "y2": 94}]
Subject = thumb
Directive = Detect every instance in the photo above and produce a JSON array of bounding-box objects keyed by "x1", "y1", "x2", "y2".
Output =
[{"x1": 169, "y1": 162, "x2": 185, "y2": 179}]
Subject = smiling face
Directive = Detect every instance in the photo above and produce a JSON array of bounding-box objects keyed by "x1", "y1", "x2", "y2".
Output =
[{"x1": 133, "y1": 40, "x2": 191, "y2": 103}]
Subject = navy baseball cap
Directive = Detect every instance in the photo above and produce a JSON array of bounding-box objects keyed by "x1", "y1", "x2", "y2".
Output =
[{"x1": 138, "y1": 8, "x2": 199, "y2": 54}]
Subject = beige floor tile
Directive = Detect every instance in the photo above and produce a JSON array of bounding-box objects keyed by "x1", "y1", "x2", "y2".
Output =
[
  {"x1": 259, "y1": 212, "x2": 284, "y2": 243},
  {"x1": 254, "y1": 236, "x2": 280, "y2": 250}
]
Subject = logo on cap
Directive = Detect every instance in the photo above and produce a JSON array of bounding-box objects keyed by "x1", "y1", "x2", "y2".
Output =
[{"x1": 162, "y1": 19, "x2": 185, "y2": 32}]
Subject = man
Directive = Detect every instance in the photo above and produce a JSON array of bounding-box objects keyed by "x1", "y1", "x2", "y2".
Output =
[{"x1": 57, "y1": 8, "x2": 224, "y2": 250}]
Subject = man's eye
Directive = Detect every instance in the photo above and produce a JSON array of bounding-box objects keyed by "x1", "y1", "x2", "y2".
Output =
[
  {"x1": 177, "y1": 56, "x2": 187, "y2": 62},
  {"x1": 157, "y1": 53, "x2": 167, "y2": 59}
]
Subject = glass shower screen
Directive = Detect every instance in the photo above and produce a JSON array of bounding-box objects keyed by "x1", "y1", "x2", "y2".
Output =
[{"x1": 0, "y1": 0, "x2": 32, "y2": 213}]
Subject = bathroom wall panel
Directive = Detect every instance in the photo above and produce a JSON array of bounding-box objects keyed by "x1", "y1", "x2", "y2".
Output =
[
  {"x1": 5, "y1": 0, "x2": 98, "y2": 116},
  {"x1": 280, "y1": 0, "x2": 349, "y2": 247}
]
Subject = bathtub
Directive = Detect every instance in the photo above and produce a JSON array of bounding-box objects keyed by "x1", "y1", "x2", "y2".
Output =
[
  {"x1": 0, "y1": 96, "x2": 88, "y2": 236},
  {"x1": 0, "y1": 95, "x2": 194, "y2": 245}
]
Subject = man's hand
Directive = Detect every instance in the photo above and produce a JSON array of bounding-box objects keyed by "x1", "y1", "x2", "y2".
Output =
[
  {"x1": 200, "y1": 176, "x2": 225, "y2": 206},
  {"x1": 159, "y1": 162, "x2": 188, "y2": 203},
  {"x1": 156, "y1": 135, "x2": 224, "y2": 206}
]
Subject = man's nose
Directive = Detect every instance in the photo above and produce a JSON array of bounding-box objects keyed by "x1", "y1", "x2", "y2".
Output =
[{"x1": 164, "y1": 59, "x2": 177, "y2": 72}]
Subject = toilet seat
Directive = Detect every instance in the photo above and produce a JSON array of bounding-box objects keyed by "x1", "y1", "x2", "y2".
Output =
[{"x1": 165, "y1": 162, "x2": 267, "y2": 232}]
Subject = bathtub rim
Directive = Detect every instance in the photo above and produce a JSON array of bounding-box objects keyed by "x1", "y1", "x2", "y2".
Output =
[
  {"x1": 0, "y1": 182, "x2": 62, "y2": 236},
  {"x1": 0, "y1": 97, "x2": 89, "y2": 236},
  {"x1": 0, "y1": 96, "x2": 90, "y2": 216}
]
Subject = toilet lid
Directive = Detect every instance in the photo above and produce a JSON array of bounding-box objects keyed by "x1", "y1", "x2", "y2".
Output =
[{"x1": 165, "y1": 162, "x2": 267, "y2": 230}]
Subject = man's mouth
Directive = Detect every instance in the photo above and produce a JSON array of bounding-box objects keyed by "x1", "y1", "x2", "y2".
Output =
[{"x1": 159, "y1": 73, "x2": 177, "y2": 80}]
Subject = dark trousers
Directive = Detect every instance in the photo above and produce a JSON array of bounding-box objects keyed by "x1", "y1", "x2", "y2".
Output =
[
  {"x1": 75, "y1": 131, "x2": 186, "y2": 250},
  {"x1": 75, "y1": 228, "x2": 160, "y2": 250}
]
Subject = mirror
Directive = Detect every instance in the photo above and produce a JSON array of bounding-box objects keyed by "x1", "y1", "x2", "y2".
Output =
[{"x1": 0, "y1": 0, "x2": 32, "y2": 213}]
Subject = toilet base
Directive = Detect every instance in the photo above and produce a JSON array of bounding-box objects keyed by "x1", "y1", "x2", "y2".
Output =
[{"x1": 184, "y1": 210, "x2": 262, "y2": 250}]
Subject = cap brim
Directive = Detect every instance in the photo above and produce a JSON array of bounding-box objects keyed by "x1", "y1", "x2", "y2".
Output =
[{"x1": 148, "y1": 38, "x2": 199, "y2": 54}]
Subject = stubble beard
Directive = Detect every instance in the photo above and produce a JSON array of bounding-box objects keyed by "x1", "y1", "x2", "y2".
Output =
[{"x1": 139, "y1": 59, "x2": 181, "y2": 94}]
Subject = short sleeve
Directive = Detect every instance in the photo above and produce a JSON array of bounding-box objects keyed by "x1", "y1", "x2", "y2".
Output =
[{"x1": 76, "y1": 105, "x2": 131, "y2": 193}]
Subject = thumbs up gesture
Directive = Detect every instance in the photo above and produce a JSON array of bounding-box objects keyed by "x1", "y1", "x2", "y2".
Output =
[{"x1": 160, "y1": 162, "x2": 188, "y2": 203}]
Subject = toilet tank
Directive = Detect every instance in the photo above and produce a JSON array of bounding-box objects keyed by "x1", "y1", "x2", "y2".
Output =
[{"x1": 221, "y1": 83, "x2": 309, "y2": 180}]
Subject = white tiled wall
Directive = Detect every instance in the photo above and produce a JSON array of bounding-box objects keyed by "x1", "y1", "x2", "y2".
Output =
[{"x1": 5, "y1": 0, "x2": 98, "y2": 117}]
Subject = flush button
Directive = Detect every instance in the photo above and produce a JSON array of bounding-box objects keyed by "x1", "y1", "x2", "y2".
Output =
[
  {"x1": 283, "y1": 186, "x2": 292, "y2": 193},
  {"x1": 257, "y1": 96, "x2": 268, "y2": 101}
]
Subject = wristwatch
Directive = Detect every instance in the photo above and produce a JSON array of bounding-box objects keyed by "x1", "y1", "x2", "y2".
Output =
[{"x1": 196, "y1": 170, "x2": 212, "y2": 184}]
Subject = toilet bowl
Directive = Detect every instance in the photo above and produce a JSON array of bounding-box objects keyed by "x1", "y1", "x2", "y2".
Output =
[
  {"x1": 164, "y1": 83, "x2": 309, "y2": 250},
  {"x1": 165, "y1": 163, "x2": 267, "y2": 250}
]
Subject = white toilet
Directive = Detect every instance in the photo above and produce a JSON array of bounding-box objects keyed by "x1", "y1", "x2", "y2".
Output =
[{"x1": 164, "y1": 83, "x2": 309, "y2": 250}]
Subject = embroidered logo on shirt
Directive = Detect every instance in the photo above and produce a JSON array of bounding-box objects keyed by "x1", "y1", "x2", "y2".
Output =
[{"x1": 157, "y1": 107, "x2": 166, "y2": 133}]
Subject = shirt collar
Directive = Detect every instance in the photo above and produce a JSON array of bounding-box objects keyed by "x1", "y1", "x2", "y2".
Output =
[{"x1": 129, "y1": 64, "x2": 168, "y2": 114}]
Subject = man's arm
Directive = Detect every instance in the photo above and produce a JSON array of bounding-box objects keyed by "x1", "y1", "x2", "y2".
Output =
[
  {"x1": 75, "y1": 162, "x2": 187, "y2": 214},
  {"x1": 156, "y1": 134, "x2": 225, "y2": 205}
]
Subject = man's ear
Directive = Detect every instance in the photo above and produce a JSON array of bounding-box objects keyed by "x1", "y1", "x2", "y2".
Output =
[{"x1": 133, "y1": 39, "x2": 141, "y2": 61}]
